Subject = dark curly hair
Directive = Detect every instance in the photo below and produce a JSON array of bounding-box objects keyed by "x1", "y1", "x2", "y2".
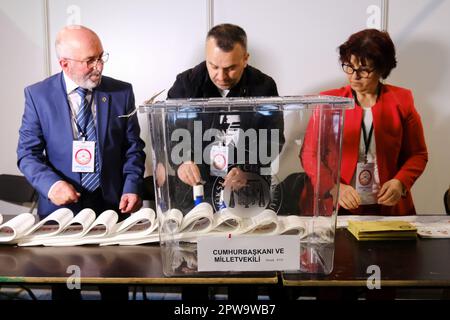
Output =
[{"x1": 339, "y1": 29, "x2": 397, "y2": 79}]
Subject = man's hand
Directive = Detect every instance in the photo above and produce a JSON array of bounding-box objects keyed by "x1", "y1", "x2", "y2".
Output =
[
  {"x1": 177, "y1": 161, "x2": 201, "y2": 186},
  {"x1": 223, "y1": 167, "x2": 247, "y2": 191},
  {"x1": 377, "y1": 178, "x2": 403, "y2": 206},
  {"x1": 338, "y1": 183, "x2": 361, "y2": 210},
  {"x1": 48, "y1": 181, "x2": 80, "y2": 206},
  {"x1": 119, "y1": 193, "x2": 142, "y2": 213},
  {"x1": 155, "y1": 162, "x2": 166, "y2": 187}
]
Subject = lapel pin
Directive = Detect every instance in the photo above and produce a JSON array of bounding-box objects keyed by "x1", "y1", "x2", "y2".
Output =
[{"x1": 102, "y1": 96, "x2": 107, "y2": 103}]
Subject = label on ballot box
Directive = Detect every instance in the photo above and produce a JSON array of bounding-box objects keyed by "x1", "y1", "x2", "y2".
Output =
[{"x1": 197, "y1": 235, "x2": 300, "y2": 271}]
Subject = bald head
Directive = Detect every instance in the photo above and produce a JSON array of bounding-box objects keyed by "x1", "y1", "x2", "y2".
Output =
[
  {"x1": 56, "y1": 25, "x2": 104, "y2": 89},
  {"x1": 55, "y1": 25, "x2": 102, "y2": 59}
]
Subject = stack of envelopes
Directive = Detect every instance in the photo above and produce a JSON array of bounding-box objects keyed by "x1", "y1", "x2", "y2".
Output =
[{"x1": 347, "y1": 220, "x2": 417, "y2": 241}]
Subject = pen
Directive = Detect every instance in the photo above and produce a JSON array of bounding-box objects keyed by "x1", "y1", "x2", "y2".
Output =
[{"x1": 193, "y1": 183, "x2": 204, "y2": 206}]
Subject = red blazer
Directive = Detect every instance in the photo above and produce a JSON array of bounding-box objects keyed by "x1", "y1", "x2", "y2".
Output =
[{"x1": 300, "y1": 84, "x2": 428, "y2": 215}]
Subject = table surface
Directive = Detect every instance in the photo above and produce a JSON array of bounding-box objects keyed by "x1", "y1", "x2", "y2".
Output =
[
  {"x1": 283, "y1": 228, "x2": 450, "y2": 287},
  {"x1": 2, "y1": 215, "x2": 450, "y2": 288},
  {"x1": 0, "y1": 244, "x2": 278, "y2": 285}
]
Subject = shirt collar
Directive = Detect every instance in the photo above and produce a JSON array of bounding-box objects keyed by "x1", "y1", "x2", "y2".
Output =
[{"x1": 63, "y1": 72, "x2": 90, "y2": 95}]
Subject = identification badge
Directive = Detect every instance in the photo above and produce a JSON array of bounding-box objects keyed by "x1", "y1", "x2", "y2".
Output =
[
  {"x1": 72, "y1": 140, "x2": 95, "y2": 172},
  {"x1": 355, "y1": 162, "x2": 374, "y2": 193},
  {"x1": 210, "y1": 145, "x2": 228, "y2": 177}
]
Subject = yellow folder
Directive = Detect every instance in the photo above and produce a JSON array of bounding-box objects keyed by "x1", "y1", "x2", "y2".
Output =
[{"x1": 347, "y1": 220, "x2": 417, "y2": 241}]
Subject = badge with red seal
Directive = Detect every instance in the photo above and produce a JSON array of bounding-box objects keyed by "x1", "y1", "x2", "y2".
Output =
[
  {"x1": 210, "y1": 144, "x2": 228, "y2": 177},
  {"x1": 72, "y1": 140, "x2": 95, "y2": 172},
  {"x1": 356, "y1": 162, "x2": 374, "y2": 193}
]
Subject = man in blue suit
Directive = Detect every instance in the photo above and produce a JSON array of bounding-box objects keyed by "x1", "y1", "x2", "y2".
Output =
[
  {"x1": 17, "y1": 25, "x2": 145, "y2": 219},
  {"x1": 17, "y1": 25, "x2": 145, "y2": 300}
]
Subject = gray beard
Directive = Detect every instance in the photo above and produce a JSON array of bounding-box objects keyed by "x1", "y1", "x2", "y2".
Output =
[{"x1": 83, "y1": 76, "x2": 102, "y2": 90}]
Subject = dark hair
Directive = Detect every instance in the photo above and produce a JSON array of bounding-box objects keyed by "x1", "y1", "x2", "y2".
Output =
[
  {"x1": 206, "y1": 23, "x2": 247, "y2": 52},
  {"x1": 339, "y1": 29, "x2": 397, "y2": 79}
]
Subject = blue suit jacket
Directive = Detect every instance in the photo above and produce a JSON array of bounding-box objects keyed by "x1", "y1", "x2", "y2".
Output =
[{"x1": 17, "y1": 72, "x2": 145, "y2": 217}]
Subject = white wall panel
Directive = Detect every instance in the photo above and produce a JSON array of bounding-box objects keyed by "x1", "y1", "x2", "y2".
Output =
[
  {"x1": 0, "y1": 0, "x2": 46, "y2": 214},
  {"x1": 389, "y1": 0, "x2": 450, "y2": 213},
  {"x1": 0, "y1": 0, "x2": 46, "y2": 174},
  {"x1": 214, "y1": 0, "x2": 383, "y2": 95}
]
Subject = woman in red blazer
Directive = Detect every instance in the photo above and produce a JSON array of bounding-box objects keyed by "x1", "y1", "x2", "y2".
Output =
[{"x1": 300, "y1": 29, "x2": 428, "y2": 215}]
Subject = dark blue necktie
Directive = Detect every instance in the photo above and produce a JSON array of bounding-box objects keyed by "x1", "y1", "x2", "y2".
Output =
[{"x1": 76, "y1": 87, "x2": 100, "y2": 191}]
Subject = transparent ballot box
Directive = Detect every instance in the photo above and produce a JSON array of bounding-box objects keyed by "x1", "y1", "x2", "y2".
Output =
[{"x1": 141, "y1": 96, "x2": 353, "y2": 276}]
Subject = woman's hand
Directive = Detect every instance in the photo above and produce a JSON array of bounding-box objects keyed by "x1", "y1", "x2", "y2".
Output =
[
  {"x1": 377, "y1": 178, "x2": 404, "y2": 206},
  {"x1": 338, "y1": 183, "x2": 361, "y2": 210}
]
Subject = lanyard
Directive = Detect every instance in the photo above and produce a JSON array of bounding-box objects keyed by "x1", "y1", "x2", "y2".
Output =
[
  {"x1": 353, "y1": 84, "x2": 381, "y2": 162},
  {"x1": 361, "y1": 118, "x2": 373, "y2": 162}
]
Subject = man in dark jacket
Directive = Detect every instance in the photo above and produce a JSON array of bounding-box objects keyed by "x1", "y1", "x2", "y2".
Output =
[
  {"x1": 166, "y1": 24, "x2": 284, "y2": 301},
  {"x1": 167, "y1": 23, "x2": 284, "y2": 215}
]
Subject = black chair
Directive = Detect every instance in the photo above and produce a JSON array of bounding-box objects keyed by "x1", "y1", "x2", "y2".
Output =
[
  {"x1": 0, "y1": 174, "x2": 37, "y2": 213},
  {"x1": 443, "y1": 187, "x2": 450, "y2": 299},
  {"x1": 277, "y1": 172, "x2": 308, "y2": 215},
  {"x1": 0, "y1": 174, "x2": 38, "y2": 299},
  {"x1": 142, "y1": 176, "x2": 155, "y2": 201},
  {"x1": 445, "y1": 188, "x2": 450, "y2": 214}
]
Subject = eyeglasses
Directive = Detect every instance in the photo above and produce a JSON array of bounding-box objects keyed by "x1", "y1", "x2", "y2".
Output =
[
  {"x1": 64, "y1": 52, "x2": 109, "y2": 68},
  {"x1": 341, "y1": 63, "x2": 374, "y2": 78}
]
